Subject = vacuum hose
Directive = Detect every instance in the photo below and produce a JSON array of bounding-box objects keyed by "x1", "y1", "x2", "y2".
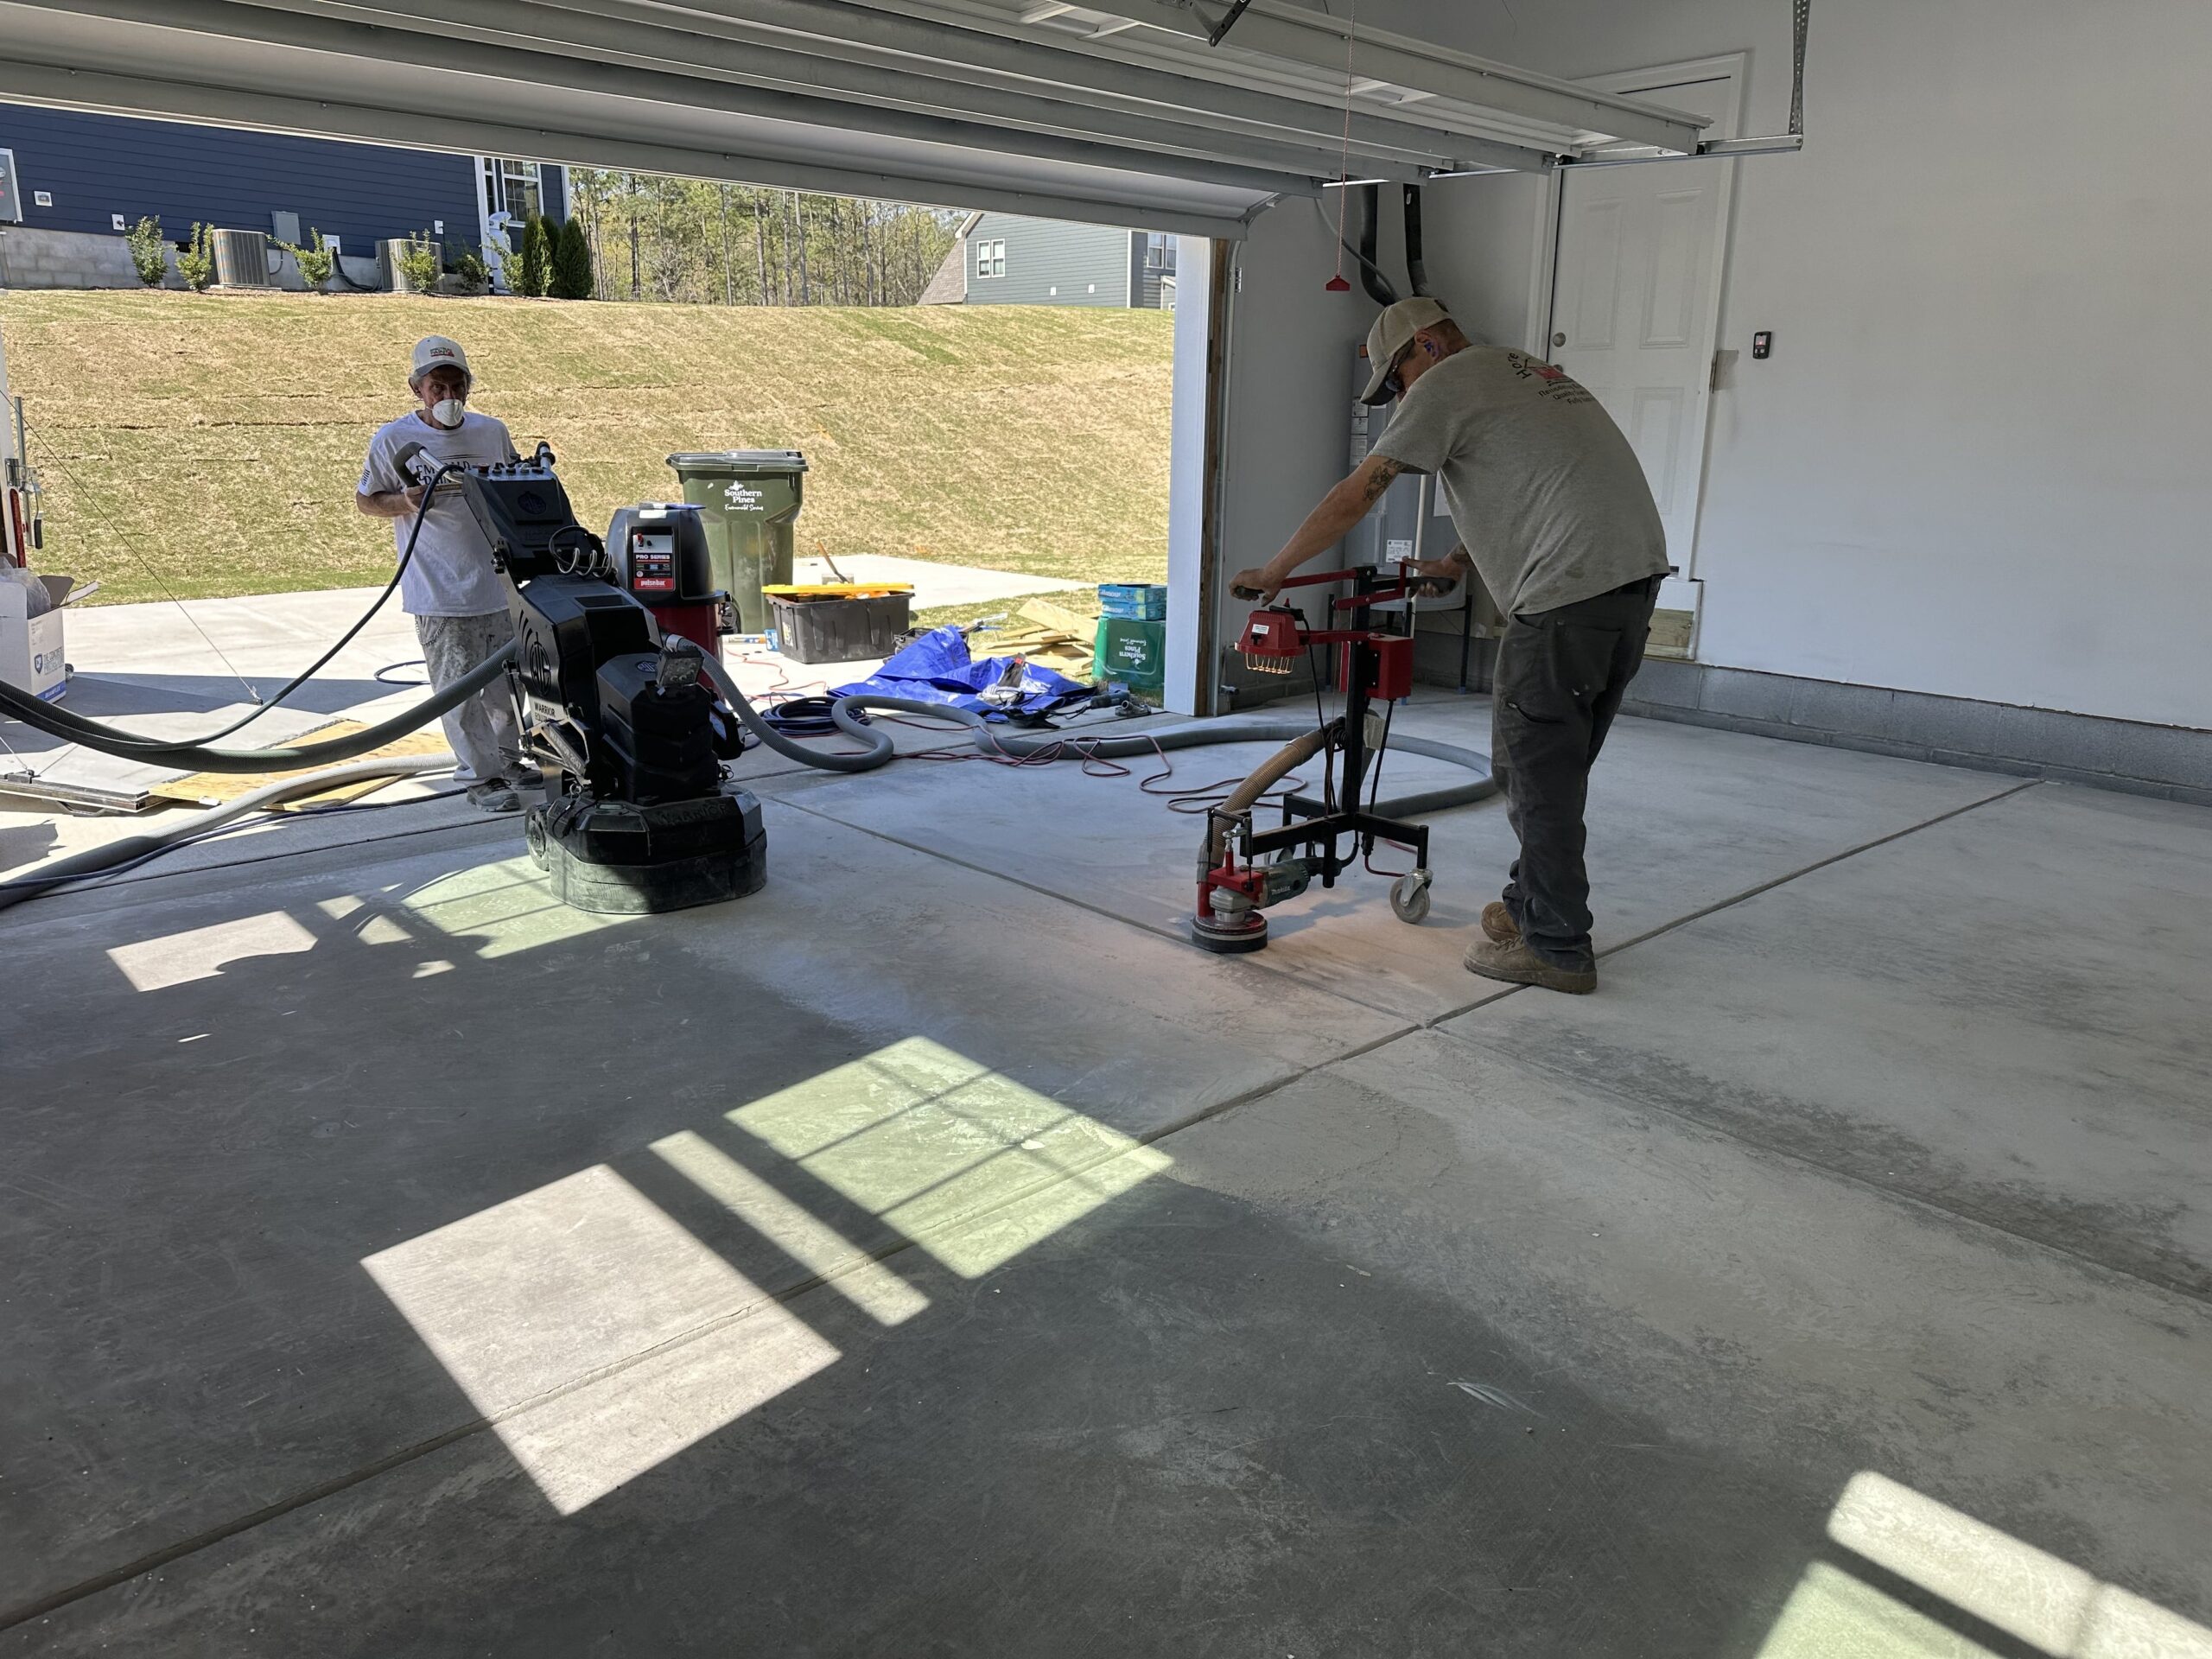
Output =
[
  {"x1": 0, "y1": 755, "x2": 454, "y2": 913},
  {"x1": 697, "y1": 652, "x2": 1496, "y2": 817},
  {"x1": 0, "y1": 642, "x2": 517, "y2": 772}
]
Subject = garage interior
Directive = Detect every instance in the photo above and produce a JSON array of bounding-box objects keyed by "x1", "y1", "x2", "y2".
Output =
[{"x1": 3, "y1": 2, "x2": 2209, "y2": 1655}]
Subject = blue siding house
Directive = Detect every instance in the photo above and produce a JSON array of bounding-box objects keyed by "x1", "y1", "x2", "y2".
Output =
[
  {"x1": 0, "y1": 104, "x2": 565, "y2": 289},
  {"x1": 918, "y1": 212, "x2": 1176, "y2": 309}
]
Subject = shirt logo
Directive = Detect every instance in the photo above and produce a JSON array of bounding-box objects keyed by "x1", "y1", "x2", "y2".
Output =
[{"x1": 1507, "y1": 351, "x2": 1594, "y2": 405}]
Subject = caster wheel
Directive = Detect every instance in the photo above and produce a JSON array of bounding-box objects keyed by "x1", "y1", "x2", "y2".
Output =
[{"x1": 1390, "y1": 869, "x2": 1433, "y2": 925}]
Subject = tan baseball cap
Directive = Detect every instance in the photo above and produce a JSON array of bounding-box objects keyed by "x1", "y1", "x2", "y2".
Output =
[
  {"x1": 409, "y1": 335, "x2": 471, "y2": 387},
  {"x1": 1358, "y1": 296, "x2": 1453, "y2": 404}
]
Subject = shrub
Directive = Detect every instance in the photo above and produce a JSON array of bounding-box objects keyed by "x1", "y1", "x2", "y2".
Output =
[
  {"x1": 551, "y1": 216, "x2": 594, "y2": 300},
  {"x1": 124, "y1": 216, "x2": 168, "y2": 286},
  {"x1": 176, "y1": 223, "x2": 217, "y2": 291},
  {"x1": 511, "y1": 213, "x2": 553, "y2": 297},
  {"x1": 281, "y1": 229, "x2": 336, "y2": 287},
  {"x1": 448, "y1": 242, "x2": 492, "y2": 289},
  {"x1": 395, "y1": 231, "x2": 442, "y2": 294}
]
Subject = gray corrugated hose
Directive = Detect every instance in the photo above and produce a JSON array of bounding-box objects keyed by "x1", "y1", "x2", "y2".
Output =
[
  {"x1": 699, "y1": 651, "x2": 1494, "y2": 813},
  {"x1": 0, "y1": 755, "x2": 454, "y2": 913}
]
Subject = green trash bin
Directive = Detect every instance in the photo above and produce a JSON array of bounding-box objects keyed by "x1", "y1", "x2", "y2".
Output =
[
  {"x1": 1095, "y1": 616, "x2": 1166, "y2": 696},
  {"x1": 665, "y1": 450, "x2": 809, "y2": 635}
]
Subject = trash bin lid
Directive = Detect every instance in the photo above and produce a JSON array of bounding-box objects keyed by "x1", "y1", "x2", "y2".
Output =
[{"x1": 666, "y1": 449, "x2": 809, "y2": 475}]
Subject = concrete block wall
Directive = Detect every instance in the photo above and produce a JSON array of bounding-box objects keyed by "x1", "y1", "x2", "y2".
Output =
[{"x1": 0, "y1": 226, "x2": 149, "y2": 289}]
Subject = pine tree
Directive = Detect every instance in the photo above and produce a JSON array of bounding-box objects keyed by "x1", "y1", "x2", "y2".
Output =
[{"x1": 551, "y1": 215, "x2": 594, "y2": 300}]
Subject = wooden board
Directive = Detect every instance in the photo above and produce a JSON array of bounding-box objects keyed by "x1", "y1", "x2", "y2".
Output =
[{"x1": 149, "y1": 722, "x2": 451, "y2": 810}]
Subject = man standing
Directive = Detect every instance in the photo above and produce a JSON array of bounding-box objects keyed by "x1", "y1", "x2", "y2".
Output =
[
  {"x1": 356, "y1": 335, "x2": 527, "y2": 813},
  {"x1": 1230, "y1": 297, "x2": 1668, "y2": 995}
]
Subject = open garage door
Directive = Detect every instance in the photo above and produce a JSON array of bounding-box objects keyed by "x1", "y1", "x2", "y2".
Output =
[{"x1": 0, "y1": 0, "x2": 1726, "y2": 236}]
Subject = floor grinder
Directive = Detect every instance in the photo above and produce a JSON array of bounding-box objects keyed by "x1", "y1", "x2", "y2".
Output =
[
  {"x1": 1192, "y1": 564, "x2": 1438, "y2": 953},
  {"x1": 443, "y1": 443, "x2": 766, "y2": 915}
]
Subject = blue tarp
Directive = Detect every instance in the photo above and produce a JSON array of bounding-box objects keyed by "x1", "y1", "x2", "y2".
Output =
[{"x1": 828, "y1": 627, "x2": 1092, "y2": 720}]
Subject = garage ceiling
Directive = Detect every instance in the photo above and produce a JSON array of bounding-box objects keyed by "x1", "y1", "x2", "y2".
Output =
[{"x1": 0, "y1": 0, "x2": 1716, "y2": 236}]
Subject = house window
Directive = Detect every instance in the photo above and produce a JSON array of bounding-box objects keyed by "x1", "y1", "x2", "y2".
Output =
[
  {"x1": 975, "y1": 238, "x2": 1006, "y2": 279},
  {"x1": 1145, "y1": 232, "x2": 1176, "y2": 274},
  {"x1": 482, "y1": 157, "x2": 543, "y2": 220}
]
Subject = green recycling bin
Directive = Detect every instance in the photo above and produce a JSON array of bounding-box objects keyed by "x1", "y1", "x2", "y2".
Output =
[{"x1": 665, "y1": 450, "x2": 809, "y2": 635}]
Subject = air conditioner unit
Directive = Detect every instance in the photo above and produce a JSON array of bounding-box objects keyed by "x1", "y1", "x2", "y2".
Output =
[
  {"x1": 212, "y1": 228, "x2": 272, "y2": 289},
  {"x1": 379, "y1": 237, "x2": 441, "y2": 294}
]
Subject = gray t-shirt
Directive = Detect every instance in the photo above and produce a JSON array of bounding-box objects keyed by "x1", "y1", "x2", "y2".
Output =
[
  {"x1": 1369, "y1": 346, "x2": 1668, "y2": 617},
  {"x1": 357, "y1": 410, "x2": 519, "y2": 617}
]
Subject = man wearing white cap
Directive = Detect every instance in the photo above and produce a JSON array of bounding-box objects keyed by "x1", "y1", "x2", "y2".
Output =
[
  {"x1": 355, "y1": 335, "x2": 527, "y2": 812},
  {"x1": 1230, "y1": 296, "x2": 1669, "y2": 995}
]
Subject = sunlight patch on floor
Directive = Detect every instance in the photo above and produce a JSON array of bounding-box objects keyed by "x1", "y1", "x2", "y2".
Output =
[
  {"x1": 728, "y1": 1035, "x2": 1173, "y2": 1278},
  {"x1": 365, "y1": 1164, "x2": 836, "y2": 1515},
  {"x1": 105, "y1": 909, "x2": 318, "y2": 991},
  {"x1": 365, "y1": 1037, "x2": 1167, "y2": 1513},
  {"x1": 400, "y1": 857, "x2": 638, "y2": 959},
  {"x1": 1757, "y1": 1471, "x2": 2212, "y2": 1659}
]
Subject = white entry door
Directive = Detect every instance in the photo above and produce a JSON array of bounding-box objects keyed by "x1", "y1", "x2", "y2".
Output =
[{"x1": 1548, "y1": 66, "x2": 1740, "y2": 632}]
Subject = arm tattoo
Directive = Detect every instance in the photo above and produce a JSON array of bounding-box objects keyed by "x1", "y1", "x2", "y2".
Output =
[{"x1": 1359, "y1": 456, "x2": 1405, "y2": 507}]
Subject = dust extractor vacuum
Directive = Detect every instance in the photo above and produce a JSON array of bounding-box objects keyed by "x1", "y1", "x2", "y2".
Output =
[{"x1": 0, "y1": 449, "x2": 1496, "y2": 932}]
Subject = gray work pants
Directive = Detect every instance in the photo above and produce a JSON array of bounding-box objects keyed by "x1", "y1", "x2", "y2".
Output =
[
  {"x1": 414, "y1": 610, "x2": 521, "y2": 783},
  {"x1": 1491, "y1": 575, "x2": 1660, "y2": 971}
]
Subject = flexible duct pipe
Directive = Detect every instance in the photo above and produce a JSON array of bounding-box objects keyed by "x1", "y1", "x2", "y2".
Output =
[
  {"x1": 1402, "y1": 184, "x2": 1431, "y2": 297},
  {"x1": 0, "y1": 642, "x2": 518, "y2": 772},
  {"x1": 1357, "y1": 183, "x2": 1397, "y2": 307},
  {"x1": 0, "y1": 755, "x2": 454, "y2": 913}
]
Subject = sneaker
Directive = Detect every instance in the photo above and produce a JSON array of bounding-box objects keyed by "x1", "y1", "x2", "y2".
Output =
[
  {"x1": 1481, "y1": 901, "x2": 1522, "y2": 944},
  {"x1": 1463, "y1": 938, "x2": 1597, "y2": 995},
  {"x1": 467, "y1": 780, "x2": 522, "y2": 814}
]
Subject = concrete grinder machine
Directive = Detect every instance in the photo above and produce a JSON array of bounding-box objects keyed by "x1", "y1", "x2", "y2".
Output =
[{"x1": 436, "y1": 443, "x2": 766, "y2": 915}]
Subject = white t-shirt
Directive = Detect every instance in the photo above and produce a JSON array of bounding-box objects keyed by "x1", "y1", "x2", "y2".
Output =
[{"x1": 357, "y1": 410, "x2": 519, "y2": 617}]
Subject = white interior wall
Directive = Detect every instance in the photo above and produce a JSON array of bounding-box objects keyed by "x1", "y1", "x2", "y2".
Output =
[
  {"x1": 1206, "y1": 200, "x2": 1384, "y2": 691},
  {"x1": 1238, "y1": 0, "x2": 2212, "y2": 731}
]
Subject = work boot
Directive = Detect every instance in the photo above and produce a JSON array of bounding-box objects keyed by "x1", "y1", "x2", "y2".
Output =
[
  {"x1": 1481, "y1": 900, "x2": 1522, "y2": 944},
  {"x1": 467, "y1": 780, "x2": 522, "y2": 814},
  {"x1": 1464, "y1": 938, "x2": 1597, "y2": 995}
]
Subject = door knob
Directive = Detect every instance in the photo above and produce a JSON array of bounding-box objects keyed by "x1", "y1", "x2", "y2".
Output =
[{"x1": 1552, "y1": 332, "x2": 1567, "y2": 347}]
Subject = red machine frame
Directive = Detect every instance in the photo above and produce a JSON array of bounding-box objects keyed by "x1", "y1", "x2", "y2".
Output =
[{"x1": 1193, "y1": 563, "x2": 1434, "y2": 952}]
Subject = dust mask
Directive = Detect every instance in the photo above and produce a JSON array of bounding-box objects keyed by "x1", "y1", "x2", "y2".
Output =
[{"x1": 429, "y1": 397, "x2": 467, "y2": 429}]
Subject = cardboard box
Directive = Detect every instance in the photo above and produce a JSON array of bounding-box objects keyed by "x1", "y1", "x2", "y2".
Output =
[{"x1": 0, "y1": 573, "x2": 77, "y2": 702}]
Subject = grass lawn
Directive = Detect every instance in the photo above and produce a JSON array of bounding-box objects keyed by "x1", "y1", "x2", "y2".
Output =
[{"x1": 0, "y1": 289, "x2": 1172, "y2": 607}]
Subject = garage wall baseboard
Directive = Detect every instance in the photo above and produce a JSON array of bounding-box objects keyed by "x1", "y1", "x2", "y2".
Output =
[
  {"x1": 1237, "y1": 638, "x2": 2210, "y2": 806},
  {"x1": 1620, "y1": 660, "x2": 2212, "y2": 806}
]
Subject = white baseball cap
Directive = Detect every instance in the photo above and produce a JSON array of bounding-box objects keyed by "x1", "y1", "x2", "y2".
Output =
[
  {"x1": 409, "y1": 335, "x2": 472, "y2": 387},
  {"x1": 1358, "y1": 297, "x2": 1452, "y2": 405}
]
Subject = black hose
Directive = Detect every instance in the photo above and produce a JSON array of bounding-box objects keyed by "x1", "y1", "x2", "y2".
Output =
[
  {"x1": 1357, "y1": 183, "x2": 1397, "y2": 307},
  {"x1": 1403, "y1": 184, "x2": 1431, "y2": 297},
  {"x1": 20, "y1": 464, "x2": 457, "y2": 753},
  {"x1": 0, "y1": 642, "x2": 517, "y2": 772}
]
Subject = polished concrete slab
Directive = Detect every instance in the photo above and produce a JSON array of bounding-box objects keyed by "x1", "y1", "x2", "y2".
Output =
[
  {"x1": 8, "y1": 1030, "x2": 2207, "y2": 1656},
  {"x1": 0, "y1": 798, "x2": 1402, "y2": 1617},
  {"x1": 1438, "y1": 782, "x2": 2212, "y2": 1297},
  {"x1": 777, "y1": 694, "x2": 2025, "y2": 1021},
  {"x1": 3, "y1": 710, "x2": 2209, "y2": 1655}
]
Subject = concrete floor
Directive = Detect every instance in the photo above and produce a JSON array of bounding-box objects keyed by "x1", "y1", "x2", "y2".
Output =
[{"x1": 3, "y1": 690, "x2": 2209, "y2": 1656}]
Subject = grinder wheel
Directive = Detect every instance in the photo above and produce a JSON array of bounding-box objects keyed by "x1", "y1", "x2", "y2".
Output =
[{"x1": 1191, "y1": 909, "x2": 1269, "y2": 954}]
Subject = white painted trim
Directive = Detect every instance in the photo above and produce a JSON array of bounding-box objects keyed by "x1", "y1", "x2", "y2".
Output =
[
  {"x1": 1545, "y1": 53, "x2": 1746, "y2": 638},
  {"x1": 1526, "y1": 168, "x2": 1562, "y2": 357},
  {"x1": 1164, "y1": 234, "x2": 1212, "y2": 715}
]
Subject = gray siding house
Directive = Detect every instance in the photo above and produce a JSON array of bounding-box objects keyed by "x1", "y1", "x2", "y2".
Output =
[{"x1": 918, "y1": 212, "x2": 1176, "y2": 309}]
